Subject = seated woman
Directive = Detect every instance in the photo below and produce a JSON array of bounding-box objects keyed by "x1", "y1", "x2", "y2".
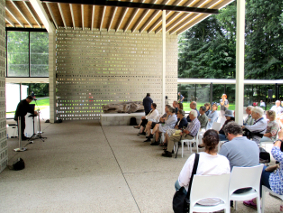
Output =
[
  {"x1": 144, "y1": 106, "x2": 177, "y2": 145},
  {"x1": 175, "y1": 129, "x2": 230, "y2": 205},
  {"x1": 260, "y1": 110, "x2": 279, "y2": 142},
  {"x1": 243, "y1": 106, "x2": 267, "y2": 146},
  {"x1": 243, "y1": 135, "x2": 283, "y2": 210},
  {"x1": 161, "y1": 109, "x2": 187, "y2": 147},
  {"x1": 218, "y1": 110, "x2": 235, "y2": 141},
  {"x1": 137, "y1": 103, "x2": 159, "y2": 135},
  {"x1": 206, "y1": 102, "x2": 219, "y2": 130},
  {"x1": 204, "y1": 102, "x2": 212, "y2": 116}
]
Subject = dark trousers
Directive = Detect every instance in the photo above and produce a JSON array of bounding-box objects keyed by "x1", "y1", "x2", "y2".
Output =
[
  {"x1": 141, "y1": 119, "x2": 148, "y2": 127},
  {"x1": 145, "y1": 111, "x2": 150, "y2": 115},
  {"x1": 16, "y1": 116, "x2": 25, "y2": 138}
]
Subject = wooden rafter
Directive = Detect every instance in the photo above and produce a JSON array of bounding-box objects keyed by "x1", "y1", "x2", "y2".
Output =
[
  {"x1": 10, "y1": 0, "x2": 33, "y2": 27},
  {"x1": 124, "y1": 0, "x2": 145, "y2": 32},
  {"x1": 23, "y1": 1, "x2": 42, "y2": 28},
  {"x1": 46, "y1": 3, "x2": 58, "y2": 28},
  {"x1": 108, "y1": 0, "x2": 120, "y2": 31},
  {"x1": 57, "y1": 3, "x2": 67, "y2": 29},
  {"x1": 5, "y1": 17, "x2": 15, "y2": 27},
  {"x1": 91, "y1": 5, "x2": 95, "y2": 31},
  {"x1": 69, "y1": 4, "x2": 75, "y2": 29},
  {"x1": 100, "y1": 6, "x2": 106, "y2": 31},
  {"x1": 81, "y1": 4, "x2": 84, "y2": 30},
  {"x1": 5, "y1": 7, "x2": 24, "y2": 27}
]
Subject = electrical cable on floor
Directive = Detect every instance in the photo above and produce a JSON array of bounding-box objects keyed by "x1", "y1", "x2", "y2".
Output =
[{"x1": 101, "y1": 125, "x2": 141, "y2": 213}]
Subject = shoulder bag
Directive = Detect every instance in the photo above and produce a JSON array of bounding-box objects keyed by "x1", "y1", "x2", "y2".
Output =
[{"x1": 173, "y1": 153, "x2": 200, "y2": 213}]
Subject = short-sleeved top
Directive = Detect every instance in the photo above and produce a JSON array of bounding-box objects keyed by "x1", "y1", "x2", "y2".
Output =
[
  {"x1": 143, "y1": 96, "x2": 153, "y2": 113},
  {"x1": 269, "y1": 146, "x2": 283, "y2": 195},
  {"x1": 198, "y1": 113, "x2": 208, "y2": 129},
  {"x1": 179, "y1": 94, "x2": 184, "y2": 103},
  {"x1": 271, "y1": 106, "x2": 283, "y2": 114},
  {"x1": 220, "y1": 99, "x2": 229, "y2": 111},
  {"x1": 266, "y1": 120, "x2": 279, "y2": 141}
]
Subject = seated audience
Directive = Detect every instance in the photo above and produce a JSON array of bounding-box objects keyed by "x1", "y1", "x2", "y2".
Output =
[
  {"x1": 206, "y1": 102, "x2": 219, "y2": 129},
  {"x1": 260, "y1": 110, "x2": 279, "y2": 142},
  {"x1": 174, "y1": 129, "x2": 230, "y2": 205},
  {"x1": 271, "y1": 100, "x2": 283, "y2": 114},
  {"x1": 178, "y1": 102, "x2": 183, "y2": 110},
  {"x1": 137, "y1": 103, "x2": 159, "y2": 135},
  {"x1": 162, "y1": 110, "x2": 200, "y2": 157},
  {"x1": 243, "y1": 132, "x2": 283, "y2": 210},
  {"x1": 162, "y1": 109, "x2": 188, "y2": 147},
  {"x1": 144, "y1": 106, "x2": 177, "y2": 145},
  {"x1": 243, "y1": 106, "x2": 254, "y2": 125},
  {"x1": 198, "y1": 106, "x2": 208, "y2": 129},
  {"x1": 218, "y1": 110, "x2": 235, "y2": 141},
  {"x1": 204, "y1": 102, "x2": 211, "y2": 116},
  {"x1": 187, "y1": 101, "x2": 200, "y2": 122},
  {"x1": 243, "y1": 106, "x2": 267, "y2": 146}
]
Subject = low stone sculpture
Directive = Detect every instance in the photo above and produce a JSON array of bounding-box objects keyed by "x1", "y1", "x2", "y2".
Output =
[{"x1": 102, "y1": 101, "x2": 144, "y2": 113}]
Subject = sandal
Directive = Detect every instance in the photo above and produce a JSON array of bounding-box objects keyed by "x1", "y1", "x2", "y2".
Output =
[{"x1": 243, "y1": 200, "x2": 257, "y2": 210}]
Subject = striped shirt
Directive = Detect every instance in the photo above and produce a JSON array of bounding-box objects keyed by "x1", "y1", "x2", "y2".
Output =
[{"x1": 186, "y1": 118, "x2": 200, "y2": 137}]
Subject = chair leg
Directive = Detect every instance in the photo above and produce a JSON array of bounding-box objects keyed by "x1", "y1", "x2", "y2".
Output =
[
  {"x1": 262, "y1": 188, "x2": 265, "y2": 213},
  {"x1": 256, "y1": 196, "x2": 261, "y2": 213},
  {"x1": 196, "y1": 140, "x2": 199, "y2": 153},
  {"x1": 182, "y1": 142, "x2": 184, "y2": 158},
  {"x1": 235, "y1": 201, "x2": 237, "y2": 210}
]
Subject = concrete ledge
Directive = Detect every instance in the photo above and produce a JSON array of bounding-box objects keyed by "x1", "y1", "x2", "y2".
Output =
[{"x1": 100, "y1": 112, "x2": 144, "y2": 126}]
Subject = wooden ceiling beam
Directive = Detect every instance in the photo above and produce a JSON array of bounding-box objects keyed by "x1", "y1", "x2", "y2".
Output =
[
  {"x1": 23, "y1": 1, "x2": 42, "y2": 28},
  {"x1": 132, "y1": 0, "x2": 158, "y2": 33},
  {"x1": 69, "y1": 4, "x2": 75, "y2": 29},
  {"x1": 108, "y1": 0, "x2": 120, "y2": 31},
  {"x1": 147, "y1": 0, "x2": 182, "y2": 33},
  {"x1": 124, "y1": 0, "x2": 145, "y2": 32},
  {"x1": 10, "y1": 0, "x2": 33, "y2": 27},
  {"x1": 91, "y1": 5, "x2": 95, "y2": 31},
  {"x1": 5, "y1": 7, "x2": 24, "y2": 27},
  {"x1": 81, "y1": 4, "x2": 84, "y2": 30},
  {"x1": 100, "y1": 6, "x2": 106, "y2": 31},
  {"x1": 139, "y1": 0, "x2": 169, "y2": 33},
  {"x1": 5, "y1": 17, "x2": 15, "y2": 27},
  {"x1": 57, "y1": 3, "x2": 67, "y2": 29},
  {"x1": 115, "y1": 0, "x2": 132, "y2": 31},
  {"x1": 45, "y1": 3, "x2": 58, "y2": 29}
]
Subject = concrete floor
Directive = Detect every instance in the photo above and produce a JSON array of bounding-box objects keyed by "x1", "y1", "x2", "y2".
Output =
[{"x1": 0, "y1": 121, "x2": 282, "y2": 213}]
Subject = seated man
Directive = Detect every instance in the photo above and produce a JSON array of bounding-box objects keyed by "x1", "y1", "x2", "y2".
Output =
[
  {"x1": 198, "y1": 106, "x2": 208, "y2": 129},
  {"x1": 137, "y1": 103, "x2": 159, "y2": 135},
  {"x1": 186, "y1": 101, "x2": 200, "y2": 122},
  {"x1": 243, "y1": 106, "x2": 254, "y2": 125},
  {"x1": 144, "y1": 106, "x2": 177, "y2": 145},
  {"x1": 162, "y1": 110, "x2": 200, "y2": 157}
]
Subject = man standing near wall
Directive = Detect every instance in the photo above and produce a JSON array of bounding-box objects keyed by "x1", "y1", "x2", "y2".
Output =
[
  {"x1": 143, "y1": 93, "x2": 153, "y2": 115},
  {"x1": 178, "y1": 92, "x2": 184, "y2": 103}
]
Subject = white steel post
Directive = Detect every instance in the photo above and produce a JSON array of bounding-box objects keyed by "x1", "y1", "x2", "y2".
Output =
[
  {"x1": 162, "y1": 10, "x2": 166, "y2": 114},
  {"x1": 235, "y1": 0, "x2": 245, "y2": 125}
]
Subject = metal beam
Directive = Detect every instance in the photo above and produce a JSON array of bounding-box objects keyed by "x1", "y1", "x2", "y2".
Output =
[
  {"x1": 5, "y1": 17, "x2": 15, "y2": 27},
  {"x1": 10, "y1": 0, "x2": 33, "y2": 28},
  {"x1": 5, "y1": 7, "x2": 24, "y2": 27},
  {"x1": 23, "y1": 1, "x2": 42, "y2": 28},
  {"x1": 41, "y1": 0, "x2": 219, "y2": 14},
  {"x1": 139, "y1": 0, "x2": 169, "y2": 33},
  {"x1": 81, "y1": 4, "x2": 84, "y2": 30},
  {"x1": 45, "y1": 2, "x2": 58, "y2": 29},
  {"x1": 147, "y1": 0, "x2": 182, "y2": 33},
  {"x1": 124, "y1": 0, "x2": 145, "y2": 32},
  {"x1": 116, "y1": 0, "x2": 132, "y2": 31},
  {"x1": 69, "y1": 4, "x2": 75, "y2": 29},
  {"x1": 91, "y1": 5, "x2": 95, "y2": 31},
  {"x1": 57, "y1": 3, "x2": 67, "y2": 29},
  {"x1": 108, "y1": 0, "x2": 120, "y2": 31},
  {"x1": 132, "y1": 0, "x2": 157, "y2": 32},
  {"x1": 100, "y1": 6, "x2": 106, "y2": 31}
]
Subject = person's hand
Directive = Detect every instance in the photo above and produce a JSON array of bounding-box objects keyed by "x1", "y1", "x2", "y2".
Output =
[
  {"x1": 274, "y1": 140, "x2": 282, "y2": 148},
  {"x1": 183, "y1": 129, "x2": 189, "y2": 134},
  {"x1": 141, "y1": 116, "x2": 145, "y2": 119}
]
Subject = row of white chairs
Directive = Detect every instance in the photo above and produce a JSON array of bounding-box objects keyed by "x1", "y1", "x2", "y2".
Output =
[{"x1": 189, "y1": 164, "x2": 282, "y2": 213}]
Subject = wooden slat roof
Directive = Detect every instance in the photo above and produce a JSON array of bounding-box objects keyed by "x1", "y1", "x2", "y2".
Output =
[{"x1": 5, "y1": 0, "x2": 235, "y2": 34}]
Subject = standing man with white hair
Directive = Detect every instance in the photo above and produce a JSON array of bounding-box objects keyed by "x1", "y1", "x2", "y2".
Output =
[
  {"x1": 271, "y1": 100, "x2": 283, "y2": 114},
  {"x1": 162, "y1": 110, "x2": 200, "y2": 157},
  {"x1": 243, "y1": 107, "x2": 267, "y2": 145},
  {"x1": 243, "y1": 106, "x2": 254, "y2": 125}
]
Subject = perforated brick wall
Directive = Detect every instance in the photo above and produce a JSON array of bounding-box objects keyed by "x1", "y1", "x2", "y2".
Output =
[
  {"x1": 56, "y1": 28, "x2": 177, "y2": 120},
  {"x1": 0, "y1": 0, "x2": 7, "y2": 173}
]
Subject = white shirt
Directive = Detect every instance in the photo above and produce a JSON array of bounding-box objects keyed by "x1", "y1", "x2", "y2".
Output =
[
  {"x1": 271, "y1": 105, "x2": 283, "y2": 114},
  {"x1": 145, "y1": 109, "x2": 159, "y2": 122},
  {"x1": 178, "y1": 152, "x2": 230, "y2": 205}
]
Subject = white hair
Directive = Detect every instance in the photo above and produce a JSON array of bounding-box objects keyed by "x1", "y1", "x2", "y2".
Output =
[
  {"x1": 190, "y1": 109, "x2": 197, "y2": 118},
  {"x1": 246, "y1": 106, "x2": 253, "y2": 110},
  {"x1": 252, "y1": 106, "x2": 264, "y2": 117}
]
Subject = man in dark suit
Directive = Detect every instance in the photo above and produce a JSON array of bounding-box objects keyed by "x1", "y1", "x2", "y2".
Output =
[
  {"x1": 14, "y1": 96, "x2": 38, "y2": 140},
  {"x1": 143, "y1": 93, "x2": 153, "y2": 115}
]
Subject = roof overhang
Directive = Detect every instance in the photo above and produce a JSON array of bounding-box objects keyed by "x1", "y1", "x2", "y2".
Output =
[
  {"x1": 178, "y1": 78, "x2": 283, "y2": 85},
  {"x1": 6, "y1": 78, "x2": 49, "y2": 84}
]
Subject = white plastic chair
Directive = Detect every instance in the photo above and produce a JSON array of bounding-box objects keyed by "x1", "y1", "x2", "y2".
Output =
[
  {"x1": 262, "y1": 185, "x2": 283, "y2": 213},
  {"x1": 229, "y1": 165, "x2": 264, "y2": 212},
  {"x1": 181, "y1": 131, "x2": 199, "y2": 158},
  {"x1": 212, "y1": 122, "x2": 222, "y2": 131},
  {"x1": 189, "y1": 174, "x2": 231, "y2": 213}
]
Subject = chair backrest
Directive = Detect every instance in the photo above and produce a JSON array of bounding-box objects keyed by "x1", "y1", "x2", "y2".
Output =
[
  {"x1": 190, "y1": 174, "x2": 230, "y2": 207},
  {"x1": 229, "y1": 165, "x2": 264, "y2": 196},
  {"x1": 212, "y1": 122, "x2": 222, "y2": 131}
]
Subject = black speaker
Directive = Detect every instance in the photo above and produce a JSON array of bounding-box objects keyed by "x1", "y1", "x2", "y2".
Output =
[{"x1": 268, "y1": 89, "x2": 273, "y2": 99}]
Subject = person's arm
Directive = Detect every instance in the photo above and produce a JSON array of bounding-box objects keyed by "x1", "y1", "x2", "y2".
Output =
[
  {"x1": 225, "y1": 100, "x2": 229, "y2": 108},
  {"x1": 271, "y1": 141, "x2": 283, "y2": 164},
  {"x1": 178, "y1": 154, "x2": 195, "y2": 187},
  {"x1": 181, "y1": 96, "x2": 184, "y2": 101},
  {"x1": 245, "y1": 120, "x2": 266, "y2": 132}
]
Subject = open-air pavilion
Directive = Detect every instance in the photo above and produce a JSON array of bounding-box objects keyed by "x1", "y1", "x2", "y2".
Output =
[{"x1": 1, "y1": 0, "x2": 282, "y2": 212}]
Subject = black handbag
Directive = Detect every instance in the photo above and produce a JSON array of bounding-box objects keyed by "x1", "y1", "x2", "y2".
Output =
[{"x1": 173, "y1": 153, "x2": 199, "y2": 213}]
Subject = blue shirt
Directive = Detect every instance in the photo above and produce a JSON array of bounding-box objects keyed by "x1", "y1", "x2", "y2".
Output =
[{"x1": 269, "y1": 146, "x2": 283, "y2": 195}]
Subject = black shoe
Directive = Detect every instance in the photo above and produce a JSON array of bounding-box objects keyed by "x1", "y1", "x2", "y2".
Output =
[
  {"x1": 162, "y1": 151, "x2": 172, "y2": 157},
  {"x1": 146, "y1": 134, "x2": 153, "y2": 139},
  {"x1": 137, "y1": 132, "x2": 146, "y2": 136},
  {"x1": 144, "y1": 138, "x2": 151, "y2": 142},
  {"x1": 172, "y1": 150, "x2": 174, "y2": 154},
  {"x1": 150, "y1": 142, "x2": 159, "y2": 146}
]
